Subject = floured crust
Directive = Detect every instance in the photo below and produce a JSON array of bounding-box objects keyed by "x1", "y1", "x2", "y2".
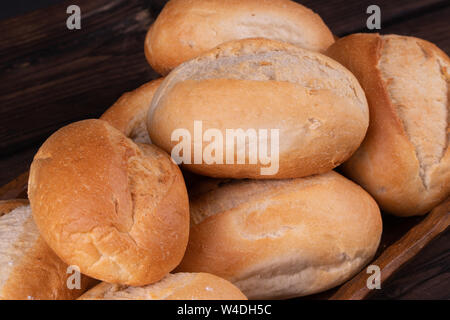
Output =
[
  {"x1": 176, "y1": 171, "x2": 382, "y2": 299},
  {"x1": 28, "y1": 119, "x2": 190, "y2": 286},
  {"x1": 149, "y1": 38, "x2": 367, "y2": 116},
  {"x1": 148, "y1": 38, "x2": 369, "y2": 179},
  {"x1": 326, "y1": 33, "x2": 450, "y2": 216},
  {"x1": 100, "y1": 79, "x2": 163, "y2": 143},
  {"x1": 145, "y1": 0, "x2": 334, "y2": 74},
  {"x1": 379, "y1": 35, "x2": 448, "y2": 189},
  {"x1": 78, "y1": 272, "x2": 247, "y2": 300},
  {"x1": 0, "y1": 200, "x2": 97, "y2": 300}
]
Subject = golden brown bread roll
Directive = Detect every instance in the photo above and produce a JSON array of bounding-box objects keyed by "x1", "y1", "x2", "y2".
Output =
[
  {"x1": 148, "y1": 38, "x2": 369, "y2": 179},
  {"x1": 100, "y1": 78, "x2": 163, "y2": 143},
  {"x1": 28, "y1": 119, "x2": 190, "y2": 286},
  {"x1": 176, "y1": 171, "x2": 382, "y2": 299},
  {"x1": 100, "y1": 82, "x2": 205, "y2": 190},
  {"x1": 145, "y1": 0, "x2": 335, "y2": 75},
  {"x1": 78, "y1": 272, "x2": 247, "y2": 300},
  {"x1": 326, "y1": 34, "x2": 450, "y2": 216},
  {"x1": 0, "y1": 200, "x2": 97, "y2": 300}
]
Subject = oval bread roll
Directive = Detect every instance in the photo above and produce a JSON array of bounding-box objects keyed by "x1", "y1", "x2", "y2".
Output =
[
  {"x1": 28, "y1": 119, "x2": 190, "y2": 286},
  {"x1": 100, "y1": 78, "x2": 163, "y2": 143},
  {"x1": 145, "y1": 0, "x2": 335, "y2": 75},
  {"x1": 326, "y1": 34, "x2": 450, "y2": 216},
  {"x1": 176, "y1": 171, "x2": 382, "y2": 299},
  {"x1": 0, "y1": 200, "x2": 97, "y2": 300},
  {"x1": 148, "y1": 38, "x2": 369, "y2": 179},
  {"x1": 78, "y1": 272, "x2": 247, "y2": 300}
]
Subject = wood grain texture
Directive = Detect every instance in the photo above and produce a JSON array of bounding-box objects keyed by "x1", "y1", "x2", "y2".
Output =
[
  {"x1": 301, "y1": 0, "x2": 449, "y2": 36},
  {"x1": 0, "y1": 0, "x2": 449, "y2": 299},
  {"x1": 0, "y1": 0, "x2": 159, "y2": 155},
  {"x1": 379, "y1": 4, "x2": 450, "y2": 52},
  {"x1": 330, "y1": 199, "x2": 450, "y2": 300},
  {"x1": 0, "y1": 145, "x2": 38, "y2": 189}
]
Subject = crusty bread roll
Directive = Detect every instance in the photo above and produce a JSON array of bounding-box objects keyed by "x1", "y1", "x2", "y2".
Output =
[
  {"x1": 145, "y1": 0, "x2": 334, "y2": 75},
  {"x1": 99, "y1": 79, "x2": 207, "y2": 188},
  {"x1": 100, "y1": 79, "x2": 163, "y2": 143},
  {"x1": 326, "y1": 34, "x2": 450, "y2": 216},
  {"x1": 78, "y1": 272, "x2": 247, "y2": 300},
  {"x1": 28, "y1": 119, "x2": 190, "y2": 286},
  {"x1": 0, "y1": 200, "x2": 97, "y2": 300},
  {"x1": 148, "y1": 38, "x2": 369, "y2": 179},
  {"x1": 176, "y1": 171, "x2": 382, "y2": 299}
]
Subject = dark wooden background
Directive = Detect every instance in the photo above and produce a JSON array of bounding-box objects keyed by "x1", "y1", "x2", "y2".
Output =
[{"x1": 0, "y1": 0, "x2": 448, "y2": 299}]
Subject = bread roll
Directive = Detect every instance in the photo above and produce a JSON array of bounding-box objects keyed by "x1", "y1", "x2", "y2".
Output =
[
  {"x1": 145, "y1": 0, "x2": 335, "y2": 75},
  {"x1": 100, "y1": 79, "x2": 163, "y2": 143},
  {"x1": 148, "y1": 38, "x2": 369, "y2": 179},
  {"x1": 99, "y1": 80, "x2": 207, "y2": 189},
  {"x1": 0, "y1": 200, "x2": 96, "y2": 300},
  {"x1": 28, "y1": 119, "x2": 190, "y2": 286},
  {"x1": 326, "y1": 34, "x2": 450, "y2": 216},
  {"x1": 176, "y1": 171, "x2": 382, "y2": 299},
  {"x1": 78, "y1": 272, "x2": 247, "y2": 300}
]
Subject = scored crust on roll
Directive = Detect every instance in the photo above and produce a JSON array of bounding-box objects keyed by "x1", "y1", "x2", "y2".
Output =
[
  {"x1": 28, "y1": 119, "x2": 190, "y2": 286},
  {"x1": 100, "y1": 78, "x2": 163, "y2": 144},
  {"x1": 0, "y1": 200, "x2": 97, "y2": 300},
  {"x1": 148, "y1": 38, "x2": 369, "y2": 179},
  {"x1": 78, "y1": 272, "x2": 247, "y2": 300},
  {"x1": 145, "y1": 0, "x2": 335, "y2": 75},
  {"x1": 176, "y1": 171, "x2": 382, "y2": 299},
  {"x1": 326, "y1": 34, "x2": 450, "y2": 216}
]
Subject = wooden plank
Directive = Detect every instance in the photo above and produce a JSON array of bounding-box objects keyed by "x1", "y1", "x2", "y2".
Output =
[
  {"x1": 379, "y1": 4, "x2": 450, "y2": 53},
  {"x1": 1, "y1": 0, "x2": 449, "y2": 157},
  {"x1": 0, "y1": 0, "x2": 159, "y2": 154},
  {"x1": 300, "y1": 0, "x2": 449, "y2": 36},
  {"x1": 370, "y1": 230, "x2": 449, "y2": 299},
  {"x1": 0, "y1": 1, "x2": 64, "y2": 20},
  {"x1": 0, "y1": 171, "x2": 29, "y2": 200},
  {"x1": 0, "y1": 0, "x2": 449, "y2": 299},
  {"x1": 0, "y1": 144, "x2": 37, "y2": 188}
]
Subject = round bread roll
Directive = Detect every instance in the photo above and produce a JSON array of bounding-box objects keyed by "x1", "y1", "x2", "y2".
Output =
[
  {"x1": 326, "y1": 34, "x2": 450, "y2": 216},
  {"x1": 100, "y1": 78, "x2": 163, "y2": 144},
  {"x1": 99, "y1": 81, "x2": 204, "y2": 188},
  {"x1": 0, "y1": 199, "x2": 97, "y2": 300},
  {"x1": 145, "y1": 0, "x2": 335, "y2": 75},
  {"x1": 28, "y1": 119, "x2": 190, "y2": 286},
  {"x1": 78, "y1": 272, "x2": 247, "y2": 300},
  {"x1": 148, "y1": 38, "x2": 369, "y2": 179},
  {"x1": 176, "y1": 171, "x2": 382, "y2": 299}
]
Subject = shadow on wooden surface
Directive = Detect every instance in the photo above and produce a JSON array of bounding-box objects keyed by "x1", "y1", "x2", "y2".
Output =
[{"x1": 330, "y1": 199, "x2": 449, "y2": 300}]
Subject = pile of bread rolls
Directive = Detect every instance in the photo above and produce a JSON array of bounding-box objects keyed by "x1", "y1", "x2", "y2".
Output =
[{"x1": 1, "y1": 0, "x2": 448, "y2": 300}]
